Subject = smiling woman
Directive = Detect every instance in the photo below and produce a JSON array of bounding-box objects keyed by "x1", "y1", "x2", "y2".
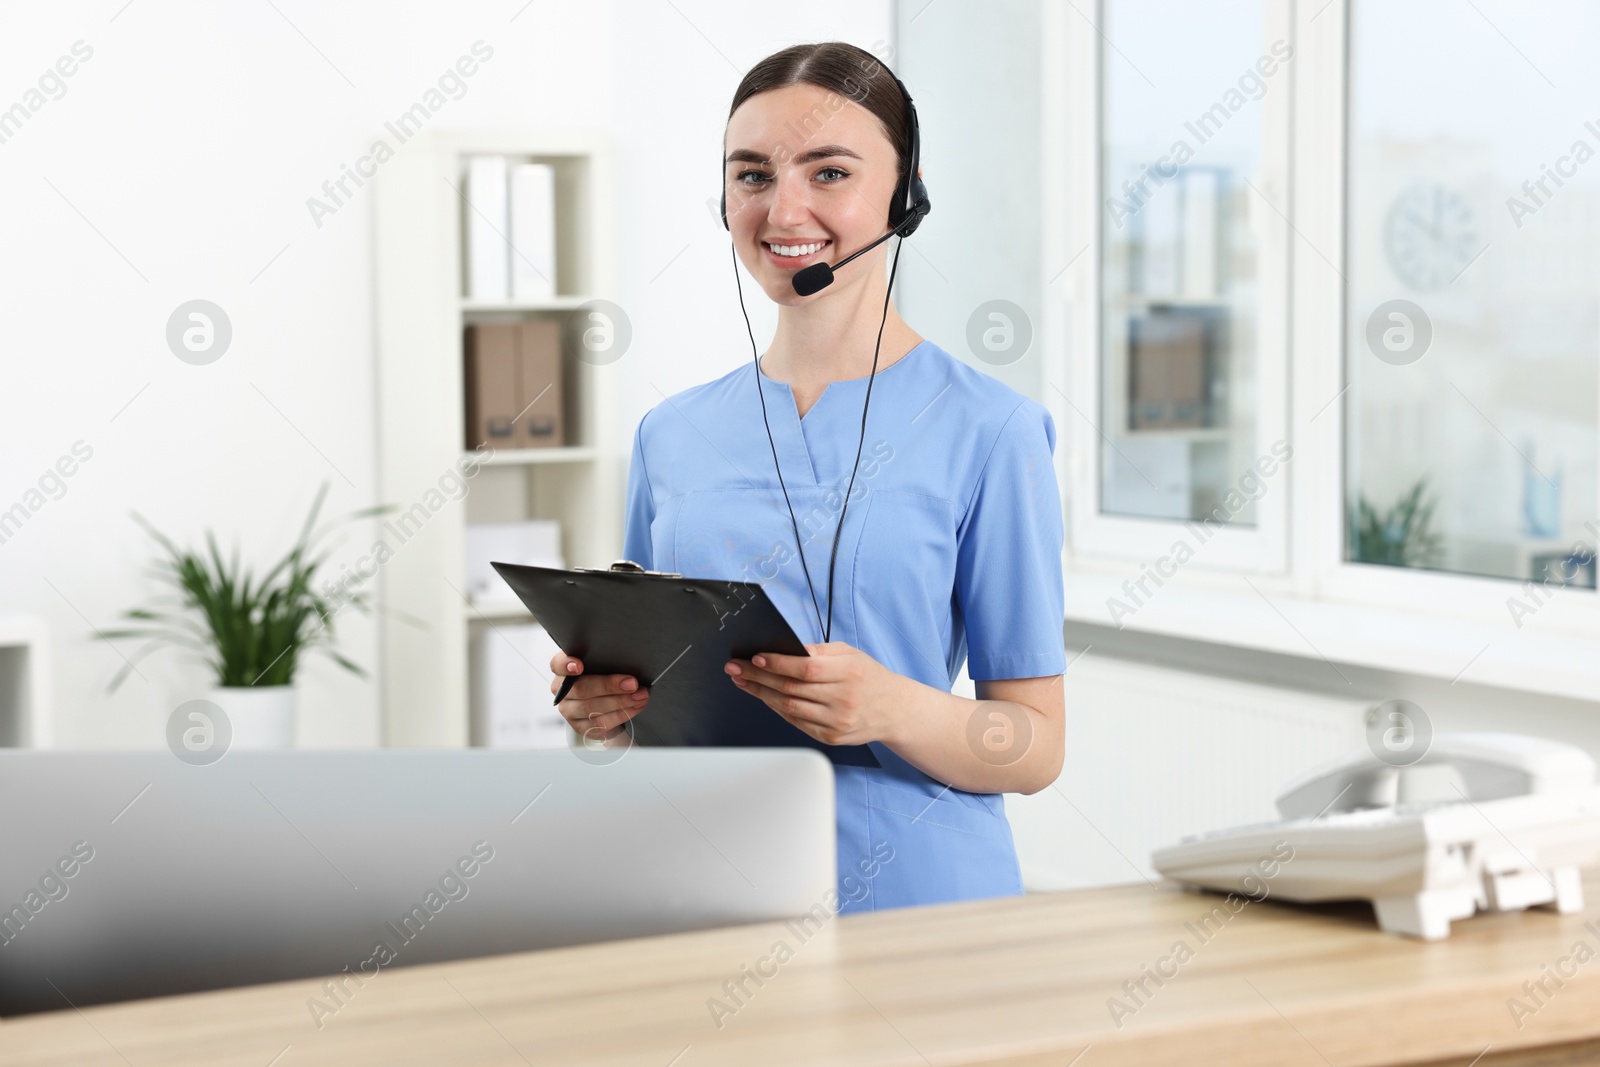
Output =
[{"x1": 549, "y1": 42, "x2": 1069, "y2": 915}]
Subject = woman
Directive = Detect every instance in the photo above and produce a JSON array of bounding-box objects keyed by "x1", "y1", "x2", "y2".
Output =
[{"x1": 549, "y1": 42, "x2": 1066, "y2": 913}]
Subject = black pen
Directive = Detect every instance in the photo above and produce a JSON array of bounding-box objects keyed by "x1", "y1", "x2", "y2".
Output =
[{"x1": 552, "y1": 674, "x2": 577, "y2": 706}]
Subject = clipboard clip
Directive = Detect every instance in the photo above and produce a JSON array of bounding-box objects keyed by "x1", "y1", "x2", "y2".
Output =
[{"x1": 571, "y1": 559, "x2": 684, "y2": 579}]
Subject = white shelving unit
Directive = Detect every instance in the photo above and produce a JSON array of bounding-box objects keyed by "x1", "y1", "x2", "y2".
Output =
[{"x1": 373, "y1": 128, "x2": 622, "y2": 747}]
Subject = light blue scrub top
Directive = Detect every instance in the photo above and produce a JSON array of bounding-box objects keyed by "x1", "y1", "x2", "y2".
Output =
[{"x1": 623, "y1": 339, "x2": 1066, "y2": 912}]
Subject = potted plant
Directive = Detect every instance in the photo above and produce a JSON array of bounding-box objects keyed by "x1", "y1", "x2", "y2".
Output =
[
  {"x1": 1349, "y1": 476, "x2": 1445, "y2": 568},
  {"x1": 103, "y1": 483, "x2": 391, "y2": 748}
]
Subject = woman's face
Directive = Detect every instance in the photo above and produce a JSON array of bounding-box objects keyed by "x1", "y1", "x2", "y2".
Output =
[{"x1": 723, "y1": 83, "x2": 901, "y2": 306}]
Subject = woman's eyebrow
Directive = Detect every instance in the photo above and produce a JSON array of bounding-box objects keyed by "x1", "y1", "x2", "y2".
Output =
[{"x1": 724, "y1": 144, "x2": 863, "y2": 166}]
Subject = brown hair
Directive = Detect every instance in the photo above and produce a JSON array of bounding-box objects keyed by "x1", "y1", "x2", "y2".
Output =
[{"x1": 727, "y1": 42, "x2": 911, "y2": 189}]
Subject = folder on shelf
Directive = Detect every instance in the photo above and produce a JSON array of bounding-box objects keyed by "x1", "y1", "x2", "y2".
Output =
[
  {"x1": 1132, "y1": 173, "x2": 1180, "y2": 298},
  {"x1": 509, "y1": 162, "x2": 556, "y2": 301},
  {"x1": 465, "y1": 155, "x2": 509, "y2": 300},
  {"x1": 464, "y1": 323, "x2": 519, "y2": 447},
  {"x1": 1128, "y1": 306, "x2": 1219, "y2": 431},
  {"x1": 463, "y1": 322, "x2": 566, "y2": 450},
  {"x1": 490, "y1": 560, "x2": 881, "y2": 769},
  {"x1": 517, "y1": 319, "x2": 563, "y2": 448},
  {"x1": 1180, "y1": 169, "x2": 1220, "y2": 300}
]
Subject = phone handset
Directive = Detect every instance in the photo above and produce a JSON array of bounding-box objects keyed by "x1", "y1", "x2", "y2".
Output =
[{"x1": 1275, "y1": 732, "x2": 1597, "y2": 821}]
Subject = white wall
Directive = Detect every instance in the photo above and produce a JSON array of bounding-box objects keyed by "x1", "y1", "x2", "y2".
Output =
[
  {"x1": 0, "y1": 0, "x2": 891, "y2": 749},
  {"x1": 895, "y1": 0, "x2": 1049, "y2": 404}
]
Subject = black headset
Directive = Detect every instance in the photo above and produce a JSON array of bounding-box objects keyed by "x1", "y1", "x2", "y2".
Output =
[{"x1": 724, "y1": 67, "x2": 931, "y2": 645}]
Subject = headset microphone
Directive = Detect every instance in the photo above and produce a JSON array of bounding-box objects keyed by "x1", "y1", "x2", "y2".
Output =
[{"x1": 790, "y1": 197, "x2": 929, "y2": 297}]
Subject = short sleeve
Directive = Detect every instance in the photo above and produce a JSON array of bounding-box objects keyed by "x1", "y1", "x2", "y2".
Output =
[
  {"x1": 622, "y1": 414, "x2": 655, "y2": 570},
  {"x1": 955, "y1": 400, "x2": 1066, "y2": 680}
]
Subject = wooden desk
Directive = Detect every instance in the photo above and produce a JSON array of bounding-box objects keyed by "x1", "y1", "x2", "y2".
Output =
[{"x1": 9, "y1": 870, "x2": 1600, "y2": 1066}]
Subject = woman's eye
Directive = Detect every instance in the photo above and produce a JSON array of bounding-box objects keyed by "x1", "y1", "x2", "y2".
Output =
[
  {"x1": 736, "y1": 169, "x2": 771, "y2": 186},
  {"x1": 816, "y1": 166, "x2": 848, "y2": 182}
]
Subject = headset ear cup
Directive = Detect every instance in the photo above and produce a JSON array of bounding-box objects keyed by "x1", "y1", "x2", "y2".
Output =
[
  {"x1": 889, "y1": 74, "x2": 929, "y2": 238},
  {"x1": 895, "y1": 202, "x2": 927, "y2": 238},
  {"x1": 720, "y1": 189, "x2": 728, "y2": 231},
  {"x1": 891, "y1": 171, "x2": 930, "y2": 238}
]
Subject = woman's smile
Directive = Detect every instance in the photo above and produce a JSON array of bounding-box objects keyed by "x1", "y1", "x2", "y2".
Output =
[{"x1": 761, "y1": 238, "x2": 832, "y2": 270}]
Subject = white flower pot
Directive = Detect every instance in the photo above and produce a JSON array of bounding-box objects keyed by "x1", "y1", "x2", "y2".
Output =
[{"x1": 207, "y1": 685, "x2": 296, "y2": 749}]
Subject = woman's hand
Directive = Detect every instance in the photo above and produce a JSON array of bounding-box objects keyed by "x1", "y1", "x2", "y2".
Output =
[
  {"x1": 724, "y1": 641, "x2": 909, "y2": 747},
  {"x1": 549, "y1": 651, "x2": 648, "y2": 745}
]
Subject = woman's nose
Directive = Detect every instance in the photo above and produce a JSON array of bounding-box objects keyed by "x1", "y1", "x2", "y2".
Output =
[{"x1": 767, "y1": 171, "x2": 812, "y2": 226}]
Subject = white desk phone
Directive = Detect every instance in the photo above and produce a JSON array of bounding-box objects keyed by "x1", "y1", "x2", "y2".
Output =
[{"x1": 1152, "y1": 733, "x2": 1600, "y2": 939}]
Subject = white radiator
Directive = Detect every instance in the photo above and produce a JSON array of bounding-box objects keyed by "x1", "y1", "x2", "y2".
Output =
[{"x1": 999, "y1": 652, "x2": 1373, "y2": 891}]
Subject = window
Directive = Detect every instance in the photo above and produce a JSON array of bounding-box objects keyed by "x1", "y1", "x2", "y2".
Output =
[
  {"x1": 1345, "y1": 0, "x2": 1599, "y2": 590},
  {"x1": 1099, "y1": 0, "x2": 1275, "y2": 525},
  {"x1": 1074, "y1": 0, "x2": 1292, "y2": 571},
  {"x1": 1050, "y1": 0, "x2": 1596, "y2": 677}
]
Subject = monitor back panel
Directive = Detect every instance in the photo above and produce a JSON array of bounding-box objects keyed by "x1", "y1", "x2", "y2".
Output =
[{"x1": 0, "y1": 748, "x2": 835, "y2": 1014}]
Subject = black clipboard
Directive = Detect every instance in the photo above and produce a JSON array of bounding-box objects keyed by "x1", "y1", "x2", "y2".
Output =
[{"x1": 490, "y1": 560, "x2": 881, "y2": 768}]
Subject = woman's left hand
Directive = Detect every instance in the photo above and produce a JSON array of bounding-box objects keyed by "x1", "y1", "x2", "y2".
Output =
[{"x1": 725, "y1": 641, "x2": 908, "y2": 747}]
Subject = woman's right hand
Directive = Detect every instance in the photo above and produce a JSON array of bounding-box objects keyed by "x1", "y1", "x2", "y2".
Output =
[{"x1": 549, "y1": 652, "x2": 649, "y2": 745}]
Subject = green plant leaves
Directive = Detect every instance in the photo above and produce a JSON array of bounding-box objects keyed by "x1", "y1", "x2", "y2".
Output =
[
  {"x1": 1350, "y1": 477, "x2": 1444, "y2": 568},
  {"x1": 99, "y1": 481, "x2": 397, "y2": 692}
]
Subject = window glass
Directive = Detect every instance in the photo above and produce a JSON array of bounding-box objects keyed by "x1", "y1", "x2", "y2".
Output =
[
  {"x1": 1347, "y1": 0, "x2": 1598, "y2": 589},
  {"x1": 1100, "y1": 0, "x2": 1274, "y2": 524}
]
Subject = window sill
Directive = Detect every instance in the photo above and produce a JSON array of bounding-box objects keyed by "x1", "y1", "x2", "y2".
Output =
[{"x1": 1062, "y1": 566, "x2": 1600, "y2": 705}]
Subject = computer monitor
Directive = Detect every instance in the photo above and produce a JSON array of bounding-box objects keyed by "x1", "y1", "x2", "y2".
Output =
[{"x1": 0, "y1": 747, "x2": 835, "y2": 1015}]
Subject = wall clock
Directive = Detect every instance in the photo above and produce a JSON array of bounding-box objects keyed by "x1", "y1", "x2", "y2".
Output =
[{"x1": 1383, "y1": 183, "x2": 1476, "y2": 290}]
